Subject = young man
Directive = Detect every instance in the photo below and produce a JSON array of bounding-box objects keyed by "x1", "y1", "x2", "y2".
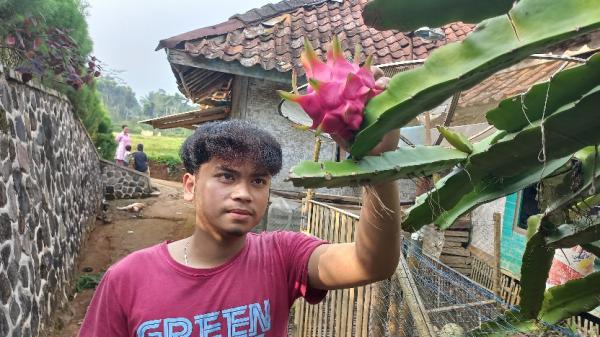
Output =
[
  {"x1": 132, "y1": 143, "x2": 149, "y2": 175},
  {"x1": 78, "y1": 120, "x2": 401, "y2": 337}
]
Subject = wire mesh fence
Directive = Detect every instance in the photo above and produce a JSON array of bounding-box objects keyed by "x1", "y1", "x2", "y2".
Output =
[{"x1": 292, "y1": 200, "x2": 583, "y2": 337}]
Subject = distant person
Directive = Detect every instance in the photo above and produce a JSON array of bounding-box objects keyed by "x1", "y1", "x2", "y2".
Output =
[
  {"x1": 132, "y1": 143, "x2": 149, "y2": 175},
  {"x1": 123, "y1": 145, "x2": 132, "y2": 167},
  {"x1": 114, "y1": 125, "x2": 131, "y2": 166}
]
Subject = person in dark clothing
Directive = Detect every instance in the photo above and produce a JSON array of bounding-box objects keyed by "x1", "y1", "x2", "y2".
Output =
[{"x1": 132, "y1": 143, "x2": 149, "y2": 175}]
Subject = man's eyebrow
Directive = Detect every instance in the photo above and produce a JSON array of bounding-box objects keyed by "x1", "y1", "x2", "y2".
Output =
[{"x1": 215, "y1": 165, "x2": 239, "y2": 174}]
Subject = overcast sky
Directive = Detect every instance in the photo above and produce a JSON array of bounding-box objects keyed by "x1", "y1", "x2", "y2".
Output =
[{"x1": 86, "y1": 0, "x2": 273, "y2": 100}]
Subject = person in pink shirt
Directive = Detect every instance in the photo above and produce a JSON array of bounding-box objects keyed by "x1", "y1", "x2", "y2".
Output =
[
  {"x1": 114, "y1": 125, "x2": 132, "y2": 166},
  {"x1": 78, "y1": 120, "x2": 401, "y2": 337}
]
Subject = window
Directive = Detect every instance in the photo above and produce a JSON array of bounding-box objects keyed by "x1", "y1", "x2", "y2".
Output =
[{"x1": 515, "y1": 185, "x2": 541, "y2": 231}]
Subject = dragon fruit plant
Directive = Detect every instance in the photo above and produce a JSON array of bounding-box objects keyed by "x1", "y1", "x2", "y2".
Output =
[{"x1": 278, "y1": 36, "x2": 383, "y2": 140}]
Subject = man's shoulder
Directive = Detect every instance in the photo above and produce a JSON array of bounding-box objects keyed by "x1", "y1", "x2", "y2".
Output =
[{"x1": 249, "y1": 230, "x2": 324, "y2": 248}]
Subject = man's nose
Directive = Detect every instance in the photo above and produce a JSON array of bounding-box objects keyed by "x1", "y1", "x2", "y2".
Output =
[{"x1": 231, "y1": 182, "x2": 252, "y2": 201}]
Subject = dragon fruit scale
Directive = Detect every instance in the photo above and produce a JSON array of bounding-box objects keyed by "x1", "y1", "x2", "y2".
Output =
[{"x1": 278, "y1": 36, "x2": 383, "y2": 140}]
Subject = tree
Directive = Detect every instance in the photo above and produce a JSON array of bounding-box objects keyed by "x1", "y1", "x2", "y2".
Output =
[
  {"x1": 139, "y1": 89, "x2": 195, "y2": 119},
  {"x1": 97, "y1": 76, "x2": 141, "y2": 121},
  {"x1": 0, "y1": 0, "x2": 115, "y2": 159}
]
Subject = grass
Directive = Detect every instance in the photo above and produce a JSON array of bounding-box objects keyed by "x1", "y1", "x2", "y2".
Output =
[{"x1": 115, "y1": 132, "x2": 186, "y2": 164}]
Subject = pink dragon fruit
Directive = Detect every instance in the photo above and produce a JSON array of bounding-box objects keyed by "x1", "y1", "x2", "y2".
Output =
[{"x1": 278, "y1": 36, "x2": 383, "y2": 140}]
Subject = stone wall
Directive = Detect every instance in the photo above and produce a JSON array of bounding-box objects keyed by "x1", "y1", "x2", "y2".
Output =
[
  {"x1": 0, "y1": 66, "x2": 103, "y2": 337},
  {"x1": 100, "y1": 159, "x2": 153, "y2": 200}
]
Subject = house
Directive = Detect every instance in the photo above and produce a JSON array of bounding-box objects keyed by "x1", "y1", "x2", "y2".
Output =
[{"x1": 153, "y1": 0, "x2": 472, "y2": 193}]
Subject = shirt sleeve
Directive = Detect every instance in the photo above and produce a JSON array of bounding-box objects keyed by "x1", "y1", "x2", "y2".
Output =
[
  {"x1": 276, "y1": 231, "x2": 328, "y2": 305},
  {"x1": 77, "y1": 269, "x2": 128, "y2": 337}
]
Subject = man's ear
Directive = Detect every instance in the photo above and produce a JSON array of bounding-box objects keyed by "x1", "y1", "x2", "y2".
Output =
[{"x1": 182, "y1": 173, "x2": 195, "y2": 201}]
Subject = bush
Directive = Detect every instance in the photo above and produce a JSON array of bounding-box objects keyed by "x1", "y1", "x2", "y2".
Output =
[{"x1": 152, "y1": 154, "x2": 182, "y2": 173}]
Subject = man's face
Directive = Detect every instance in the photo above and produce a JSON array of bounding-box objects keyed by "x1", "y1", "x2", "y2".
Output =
[
  {"x1": 123, "y1": 127, "x2": 129, "y2": 134},
  {"x1": 183, "y1": 158, "x2": 271, "y2": 240}
]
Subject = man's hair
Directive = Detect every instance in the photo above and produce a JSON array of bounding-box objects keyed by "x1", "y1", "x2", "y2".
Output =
[
  {"x1": 125, "y1": 145, "x2": 132, "y2": 151},
  {"x1": 137, "y1": 143, "x2": 143, "y2": 151},
  {"x1": 122, "y1": 124, "x2": 127, "y2": 129},
  {"x1": 180, "y1": 120, "x2": 282, "y2": 175}
]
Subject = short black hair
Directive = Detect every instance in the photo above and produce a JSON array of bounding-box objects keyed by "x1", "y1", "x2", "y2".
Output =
[
  {"x1": 137, "y1": 143, "x2": 143, "y2": 151},
  {"x1": 180, "y1": 120, "x2": 282, "y2": 175},
  {"x1": 122, "y1": 124, "x2": 127, "y2": 129},
  {"x1": 125, "y1": 145, "x2": 132, "y2": 151}
]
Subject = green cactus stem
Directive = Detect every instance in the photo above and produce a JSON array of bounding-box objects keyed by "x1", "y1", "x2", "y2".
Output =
[
  {"x1": 288, "y1": 146, "x2": 467, "y2": 188},
  {"x1": 351, "y1": 0, "x2": 600, "y2": 158}
]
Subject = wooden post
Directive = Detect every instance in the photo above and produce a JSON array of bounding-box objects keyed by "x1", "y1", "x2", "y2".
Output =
[
  {"x1": 368, "y1": 281, "x2": 391, "y2": 337},
  {"x1": 424, "y1": 112, "x2": 432, "y2": 146},
  {"x1": 493, "y1": 212, "x2": 502, "y2": 295},
  {"x1": 301, "y1": 137, "x2": 322, "y2": 232},
  {"x1": 395, "y1": 254, "x2": 435, "y2": 337}
]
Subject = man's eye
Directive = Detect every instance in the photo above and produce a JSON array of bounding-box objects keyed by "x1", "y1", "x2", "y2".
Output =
[
  {"x1": 218, "y1": 173, "x2": 234, "y2": 181},
  {"x1": 253, "y1": 178, "x2": 267, "y2": 185}
]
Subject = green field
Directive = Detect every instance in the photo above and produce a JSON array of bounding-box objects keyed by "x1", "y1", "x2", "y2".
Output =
[{"x1": 115, "y1": 133, "x2": 186, "y2": 164}]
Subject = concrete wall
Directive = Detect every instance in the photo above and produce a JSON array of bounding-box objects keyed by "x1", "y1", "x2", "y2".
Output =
[
  {"x1": 231, "y1": 76, "x2": 337, "y2": 192},
  {"x1": 0, "y1": 67, "x2": 103, "y2": 337},
  {"x1": 470, "y1": 198, "x2": 506, "y2": 257},
  {"x1": 100, "y1": 160, "x2": 153, "y2": 200}
]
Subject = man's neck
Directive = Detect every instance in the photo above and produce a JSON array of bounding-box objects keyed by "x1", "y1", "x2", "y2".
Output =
[{"x1": 184, "y1": 229, "x2": 247, "y2": 269}]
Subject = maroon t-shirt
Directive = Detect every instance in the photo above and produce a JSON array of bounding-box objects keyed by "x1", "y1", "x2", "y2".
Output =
[{"x1": 78, "y1": 231, "x2": 327, "y2": 337}]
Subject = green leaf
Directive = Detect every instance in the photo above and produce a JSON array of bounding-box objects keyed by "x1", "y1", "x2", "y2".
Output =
[
  {"x1": 526, "y1": 214, "x2": 542, "y2": 241},
  {"x1": 544, "y1": 145, "x2": 600, "y2": 216},
  {"x1": 546, "y1": 221, "x2": 600, "y2": 249},
  {"x1": 574, "y1": 193, "x2": 600, "y2": 213},
  {"x1": 436, "y1": 126, "x2": 474, "y2": 154},
  {"x1": 350, "y1": 0, "x2": 600, "y2": 158},
  {"x1": 288, "y1": 146, "x2": 467, "y2": 188},
  {"x1": 469, "y1": 86, "x2": 600, "y2": 177},
  {"x1": 539, "y1": 271, "x2": 600, "y2": 324},
  {"x1": 518, "y1": 232, "x2": 555, "y2": 319},
  {"x1": 404, "y1": 157, "x2": 569, "y2": 231},
  {"x1": 582, "y1": 240, "x2": 600, "y2": 257},
  {"x1": 404, "y1": 85, "x2": 600, "y2": 232},
  {"x1": 487, "y1": 52, "x2": 600, "y2": 132},
  {"x1": 362, "y1": 0, "x2": 513, "y2": 31}
]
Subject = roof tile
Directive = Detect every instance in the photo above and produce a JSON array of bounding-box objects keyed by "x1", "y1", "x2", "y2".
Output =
[{"x1": 168, "y1": 0, "x2": 473, "y2": 76}]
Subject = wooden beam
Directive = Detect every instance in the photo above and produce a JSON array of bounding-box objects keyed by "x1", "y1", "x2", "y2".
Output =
[
  {"x1": 426, "y1": 300, "x2": 496, "y2": 313},
  {"x1": 153, "y1": 112, "x2": 228, "y2": 129},
  {"x1": 395, "y1": 254, "x2": 436, "y2": 337},
  {"x1": 168, "y1": 49, "x2": 292, "y2": 84}
]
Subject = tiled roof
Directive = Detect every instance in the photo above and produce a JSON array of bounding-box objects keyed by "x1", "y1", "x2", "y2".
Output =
[{"x1": 158, "y1": 0, "x2": 473, "y2": 75}]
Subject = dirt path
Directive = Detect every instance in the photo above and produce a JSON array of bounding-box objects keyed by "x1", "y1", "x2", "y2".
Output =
[{"x1": 49, "y1": 179, "x2": 195, "y2": 337}]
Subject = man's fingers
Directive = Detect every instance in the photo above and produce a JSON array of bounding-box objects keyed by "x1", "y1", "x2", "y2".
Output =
[
  {"x1": 371, "y1": 66, "x2": 384, "y2": 80},
  {"x1": 375, "y1": 77, "x2": 390, "y2": 89}
]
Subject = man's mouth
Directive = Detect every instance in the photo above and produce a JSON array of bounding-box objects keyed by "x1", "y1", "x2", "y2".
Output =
[{"x1": 227, "y1": 209, "x2": 253, "y2": 216}]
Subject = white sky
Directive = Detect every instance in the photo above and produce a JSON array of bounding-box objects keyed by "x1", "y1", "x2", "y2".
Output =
[{"x1": 86, "y1": 0, "x2": 273, "y2": 99}]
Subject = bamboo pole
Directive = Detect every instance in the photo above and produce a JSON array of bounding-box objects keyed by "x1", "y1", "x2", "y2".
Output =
[
  {"x1": 301, "y1": 137, "x2": 322, "y2": 232},
  {"x1": 493, "y1": 213, "x2": 502, "y2": 295}
]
